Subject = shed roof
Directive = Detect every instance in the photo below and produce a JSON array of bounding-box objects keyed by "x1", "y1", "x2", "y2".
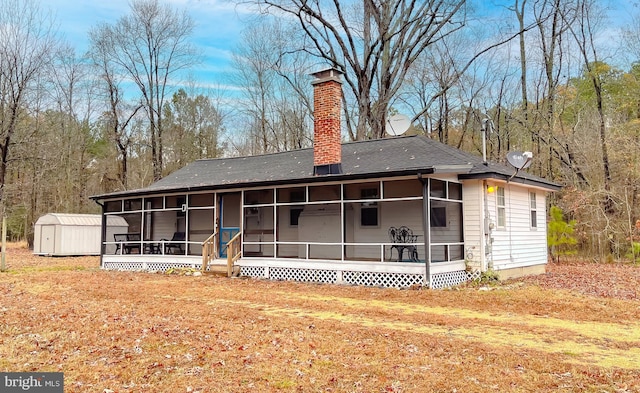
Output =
[
  {"x1": 35, "y1": 213, "x2": 128, "y2": 226},
  {"x1": 92, "y1": 135, "x2": 561, "y2": 200}
]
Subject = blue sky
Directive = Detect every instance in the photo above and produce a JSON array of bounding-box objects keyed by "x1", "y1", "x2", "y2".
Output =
[
  {"x1": 46, "y1": 0, "x2": 638, "y2": 98},
  {"x1": 48, "y1": 0, "x2": 254, "y2": 92}
]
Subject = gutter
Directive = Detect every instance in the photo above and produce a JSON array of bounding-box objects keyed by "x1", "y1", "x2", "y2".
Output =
[{"x1": 90, "y1": 168, "x2": 440, "y2": 202}]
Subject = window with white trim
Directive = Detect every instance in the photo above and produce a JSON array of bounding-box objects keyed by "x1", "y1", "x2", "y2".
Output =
[
  {"x1": 530, "y1": 191, "x2": 538, "y2": 228},
  {"x1": 496, "y1": 186, "x2": 506, "y2": 228}
]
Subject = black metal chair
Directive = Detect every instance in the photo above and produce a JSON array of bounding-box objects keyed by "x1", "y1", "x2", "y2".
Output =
[
  {"x1": 388, "y1": 226, "x2": 419, "y2": 262},
  {"x1": 163, "y1": 232, "x2": 186, "y2": 254},
  {"x1": 114, "y1": 233, "x2": 141, "y2": 254},
  {"x1": 114, "y1": 233, "x2": 127, "y2": 254}
]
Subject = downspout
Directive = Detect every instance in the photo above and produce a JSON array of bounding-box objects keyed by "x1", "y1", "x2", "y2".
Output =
[
  {"x1": 418, "y1": 174, "x2": 431, "y2": 288},
  {"x1": 482, "y1": 180, "x2": 493, "y2": 271}
]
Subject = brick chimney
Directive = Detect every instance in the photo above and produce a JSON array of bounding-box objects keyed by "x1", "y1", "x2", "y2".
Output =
[{"x1": 311, "y1": 68, "x2": 343, "y2": 175}]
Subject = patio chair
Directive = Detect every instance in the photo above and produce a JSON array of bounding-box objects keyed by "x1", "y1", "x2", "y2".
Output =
[
  {"x1": 388, "y1": 226, "x2": 419, "y2": 262},
  {"x1": 114, "y1": 233, "x2": 127, "y2": 254},
  {"x1": 163, "y1": 231, "x2": 186, "y2": 254},
  {"x1": 114, "y1": 233, "x2": 141, "y2": 254}
]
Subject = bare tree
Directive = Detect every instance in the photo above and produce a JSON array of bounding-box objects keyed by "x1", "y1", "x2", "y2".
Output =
[
  {"x1": 231, "y1": 20, "x2": 313, "y2": 154},
  {"x1": 246, "y1": 0, "x2": 468, "y2": 140},
  {"x1": 89, "y1": 0, "x2": 198, "y2": 181},
  {"x1": 0, "y1": 0, "x2": 59, "y2": 210},
  {"x1": 565, "y1": 0, "x2": 613, "y2": 213},
  {"x1": 48, "y1": 45, "x2": 100, "y2": 211},
  {"x1": 88, "y1": 29, "x2": 144, "y2": 190}
]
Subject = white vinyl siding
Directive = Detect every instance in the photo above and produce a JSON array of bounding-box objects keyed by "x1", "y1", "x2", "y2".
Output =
[
  {"x1": 461, "y1": 180, "x2": 484, "y2": 269},
  {"x1": 463, "y1": 183, "x2": 548, "y2": 272},
  {"x1": 490, "y1": 187, "x2": 547, "y2": 270}
]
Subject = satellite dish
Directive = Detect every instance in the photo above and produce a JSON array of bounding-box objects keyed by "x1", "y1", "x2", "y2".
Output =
[
  {"x1": 506, "y1": 151, "x2": 533, "y2": 170},
  {"x1": 386, "y1": 114, "x2": 411, "y2": 136}
]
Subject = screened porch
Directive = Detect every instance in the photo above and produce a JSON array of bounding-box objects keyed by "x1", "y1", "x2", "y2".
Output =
[{"x1": 101, "y1": 177, "x2": 464, "y2": 267}]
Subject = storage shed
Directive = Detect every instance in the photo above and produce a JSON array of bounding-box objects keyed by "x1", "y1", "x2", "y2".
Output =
[{"x1": 33, "y1": 213, "x2": 128, "y2": 256}]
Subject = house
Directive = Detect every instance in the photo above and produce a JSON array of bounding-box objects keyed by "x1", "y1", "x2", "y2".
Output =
[{"x1": 91, "y1": 68, "x2": 560, "y2": 288}]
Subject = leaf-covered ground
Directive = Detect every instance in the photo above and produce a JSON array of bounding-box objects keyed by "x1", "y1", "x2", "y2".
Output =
[
  {"x1": 519, "y1": 260, "x2": 640, "y2": 300},
  {"x1": 1, "y1": 243, "x2": 639, "y2": 392}
]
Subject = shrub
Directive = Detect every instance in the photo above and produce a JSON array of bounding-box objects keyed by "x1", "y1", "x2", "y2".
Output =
[{"x1": 547, "y1": 206, "x2": 577, "y2": 262}]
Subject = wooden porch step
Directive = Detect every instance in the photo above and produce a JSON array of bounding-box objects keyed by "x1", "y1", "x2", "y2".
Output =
[
  {"x1": 202, "y1": 263, "x2": 241, "y2": 277},
  {"x1": 202, "y1": 265, "x2": 228, "y2": 276}
]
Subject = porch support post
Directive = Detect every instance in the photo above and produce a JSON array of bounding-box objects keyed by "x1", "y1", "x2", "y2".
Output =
[
  {"x1": 418, "y1": 174, "x2": 431, "y2": 288},
  {"x1": 99, "y1": 202, "x2": 106, "y2": 268}
]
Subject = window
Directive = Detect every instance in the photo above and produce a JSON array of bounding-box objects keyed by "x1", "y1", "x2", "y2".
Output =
[
  {"x1": 290, "y1": 208, "x2": 303, "y2": 226},
  {"x1": 530, "y1": 192, "x2": 537, "y2": 228},
  {"x1": 496, "y1": 186, "x2": 506, "y2": 228},
  {"x1": 360, "y1": 188, "x2": 378, "y2": 226},
  {"x1": 288, "y1": 190, "x2": 305, "y2": 227},
  {"x1": 430, "y1": 206, "x2": 447, "y2": 227}
]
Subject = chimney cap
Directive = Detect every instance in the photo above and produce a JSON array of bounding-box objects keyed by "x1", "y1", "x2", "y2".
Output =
[{"x1": 311, "y1": 67, "x2": 343, "y2": 85}]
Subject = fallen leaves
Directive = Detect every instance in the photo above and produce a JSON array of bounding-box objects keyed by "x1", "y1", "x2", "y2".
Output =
[{"x1": 1, "y1": 244, "x2": 640, "y2": 392}]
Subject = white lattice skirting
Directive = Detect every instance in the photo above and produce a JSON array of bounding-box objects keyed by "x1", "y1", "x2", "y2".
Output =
[
  {"x1": 103, "y1": 261, "x2": 201, "y2": 272},
  {"x1": 240, "y1": 266, "x2": 477, "y2": 289},
  {"x1": 103, "y1": 260, "x2": 477, "y2": 289}
]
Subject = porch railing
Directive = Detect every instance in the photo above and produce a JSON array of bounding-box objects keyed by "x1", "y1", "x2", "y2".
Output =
[
  {"x1": 201, "y1": 231, "x2": 218, "y2": 272},
  {"x1": 240, "y1": 240, "x2": 465, "y2": 263},
  {"x1": 225, "y1": 232, "x2": 242, "y2": 277}
]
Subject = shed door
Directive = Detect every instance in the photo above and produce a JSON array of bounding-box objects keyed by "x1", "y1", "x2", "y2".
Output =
[{"x1": 41, "y1": 225, "x2": 56, "y2": 254}]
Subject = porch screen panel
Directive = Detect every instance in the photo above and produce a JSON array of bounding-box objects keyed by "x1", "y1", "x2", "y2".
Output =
[
  {"x1": 277, "y1": 187, "x2": 306, "y2": 203},
  {"x1": 189, "y1": 193, "x2": 214, "y2": 207},
  {"x1": 105, "y1": 201, "x2": 122, "y2": 213},
  {"x1": 188, "y1": 208, "x2": 214, "y2": 255},
  {"x1": 430, "y1": 200, "x2": 463, "y2": 262},
  {"x1": 146, "y1": 197, "x2": 163, "y2": 209},
  {"x1": 166, "y1": 195, "x2": 186, "y2": 208},
  {"x1": 151, "y1": 211, "x2": 181, "y2": 245},
  {"x1": 297, "y1": 202, "x2": 341, "y2": 259},
  {"x1": 383, "y1": 179, "x2": 422, "y2": 198},
  {"x1": 244, "y1": 206, "x2": 274, "y2": 257},
  {"x1": 309, "y1": 184, "x2": 340, "y2": 201},
  {"x1": 276, "y1": 206, "x2": 303, "y2": 258},
  {"x1": 344, "y1": 182, "x2": 379, "y2": 200},
  {"x1": 244, "y1": 189, "x2": 274, "y2": 205},
  {"x1": 105, "y1": 215, "x2": 129, "y2": 254},
  {"x1": 111, "y1": 212, "x2": 142, "y2": 255},
  {"x1": 379, "y1": 200, "x2": 423, "y2": 262}
]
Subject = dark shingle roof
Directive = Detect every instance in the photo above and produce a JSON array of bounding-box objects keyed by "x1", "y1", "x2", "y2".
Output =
[{"x1": 92, "y1": 135, "x2": 560, "y2": 200}]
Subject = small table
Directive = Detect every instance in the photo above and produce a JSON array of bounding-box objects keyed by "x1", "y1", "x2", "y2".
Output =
[{"x1": 145, "y1": 243, "x2": 161, "y2": 254}]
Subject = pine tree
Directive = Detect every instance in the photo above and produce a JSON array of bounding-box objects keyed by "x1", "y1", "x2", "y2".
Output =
[{"x1": 547, "y1": 206, "x2": 578, "y2": 263}]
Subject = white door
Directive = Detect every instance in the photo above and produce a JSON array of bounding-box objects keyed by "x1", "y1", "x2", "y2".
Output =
[{"x1": 41, "y1": 225, "x2": 56, "y2": 254}]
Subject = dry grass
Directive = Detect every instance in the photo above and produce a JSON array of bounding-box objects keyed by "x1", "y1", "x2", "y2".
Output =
[{"x1": 1, "y1": 243, "x2": 639, "y2": 392}]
